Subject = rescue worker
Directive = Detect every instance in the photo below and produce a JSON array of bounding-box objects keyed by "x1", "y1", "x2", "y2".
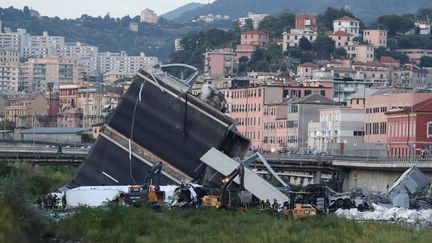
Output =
[
  {"x1": 264, "y1": 199, "x2": 271, "y2": 209},
  {"x1": 259, "y1": 200, "x2": 265, "y2": 211},
  {"x1": 272, "y1": 199, "x2": 279, "y2": 214}
]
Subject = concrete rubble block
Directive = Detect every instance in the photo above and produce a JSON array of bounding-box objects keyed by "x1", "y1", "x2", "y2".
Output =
[{"x1": 387, "y1": 166, "x2": 431, "y2": 208}]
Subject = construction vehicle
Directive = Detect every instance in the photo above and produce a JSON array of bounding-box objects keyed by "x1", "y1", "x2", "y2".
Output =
[
  {"x1": 117, "y1": 163, "x2": 165, "y2": 206},
  {"x1": 281, "y1": 192, "x2": 317, "y2": 219}
]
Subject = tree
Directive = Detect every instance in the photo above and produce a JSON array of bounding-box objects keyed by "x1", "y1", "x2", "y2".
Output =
[
  {"x1": 378, "y1": 14, "x2": 414, "y2": 36},
  {"x1": 237, "y1": 56, "x2": 249, "y2": 74},
  {"x1": 258, "y1": 12, "x2": 295, "y2": 39},
  {"x1": 396, "y1": 35, "x2": 432, "y2": 49},
  {"x1": 334, "y1": 47, "x2": 347, "y2": 58},
  {"x1": 317, "y1": 7, "x2": 357, "y2": 32},
  {"x1": 242, "y1": 19, "x2": 254, "y2": 32},
  {"x1": 299, "y1": 37, "x2": 312, "y2": 51},
  {"x1": 420, "y1": 56, "x2": 432, "y2": 68},
  {"x1": 0, "y1": 120, "x2": 15, "y2": 130},
  {"x1": 312, "y1": 35, "x2": 335, "y2": 59}
]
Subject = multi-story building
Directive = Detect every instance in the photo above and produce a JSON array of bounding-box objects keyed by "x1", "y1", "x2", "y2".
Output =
[
  {"x1": 345, "y1": 43, "x2": 374, "y2": 62},
  {"x1": 238, "y1": 12, "x2": 269, "y2": 29},
  {"x1": 224, "y1": 84, "x2": 285, "y2": 151},
  {"x1": 56, "y1": 42, "x2": 98, "y2": 77},
  {"x1": 140, "y1": 9, "x2": 158, "y2": 24},
  {"x1": 329, "y1": 31, "x2": 353, "y2": 48},
  {"x1": 282, "y1": 28, "x2": 317, "y2": 51},
  {"x1": 286, "y1": 94, "x2": 339, "y2": 152},
  {"x1": 386, "y1": 97, "x2": 432, "y2": 157},
  {"x1": 396, "y1": 49, "x2": 432, "y2": 64},
  {"x1": 363, "y1": 29, "x2": 387, "y2": 48},
  {"x1": 333, "y1": 16, "x2": 360, "y2": 37},
  {"x1": 308, "y1": 107, "x2": 364, "y2": 154},
  {"x1": 23, "y1": 56, "x2": 84, "y2": 92},
  {"x1": 59, "y1": 84, "x2": 80, "y2": 111},
  {"x1": 295, "y1": 14, "x2": 317, "y2": 32},
  {"x1": 97, "y1": 51, "x2": 158, "y2": 77},
  {"x1": 414, "y1": 20, "x2": 431, "y2": 35},
  {"x1": 364, "y1": 91, "x2": 432, "y2": 145},
  {"x1": 297, "y1": 62, "x2": 316, "y2": 79},
  {"x1": 204, "y1": 48, "x2": 235, "y2": 77},
  {"x1": 0, "y1": 48, "x2": 20, "y2": 92},
  {"x1": 5, "y1": 93, "x2": 59, "y2": 127},
  {"x1": 24, "y1": 31, "x2": 65, "y2": 58},
  {"x1": 237, "y1": 29, "x2": 269, "y2": 59}
]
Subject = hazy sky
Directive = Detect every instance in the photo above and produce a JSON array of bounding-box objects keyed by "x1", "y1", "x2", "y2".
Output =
[{"x1": 0, "y1": 0, "x2": 215, "y2": 19}]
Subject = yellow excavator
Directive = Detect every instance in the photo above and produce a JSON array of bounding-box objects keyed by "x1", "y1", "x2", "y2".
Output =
[
  {"x1": 118, "y1": 163, "x2": 165, "y2": 206},
  {"x1": 281, "y1": 192, "x2": 317, "y2": 219}
]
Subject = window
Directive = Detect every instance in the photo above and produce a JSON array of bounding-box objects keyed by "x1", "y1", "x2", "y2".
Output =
[
  {"x1": 428, "y1": 122, "x2": 432, "y2": 137},
  {"x1": 290, "y1": 105, "x2": 298, "y2": 113}
]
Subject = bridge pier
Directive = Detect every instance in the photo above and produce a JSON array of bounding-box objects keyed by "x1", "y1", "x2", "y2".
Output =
[{"x1": 313, "y1": 171, "x2": 322, "y2": 184}]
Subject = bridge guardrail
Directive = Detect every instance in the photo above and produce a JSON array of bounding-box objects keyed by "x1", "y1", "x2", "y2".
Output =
[
  {"x1": 260, "y1": 153, "x2": 432, "y2": 163},
  {"x1": 0, "y1": 143, "x2": 91, "y2": 155}
]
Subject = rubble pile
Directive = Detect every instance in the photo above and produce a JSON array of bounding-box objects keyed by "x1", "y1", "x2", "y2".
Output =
[{"x1": 335, "y1": 204, "x2": 432, "y2": 228}]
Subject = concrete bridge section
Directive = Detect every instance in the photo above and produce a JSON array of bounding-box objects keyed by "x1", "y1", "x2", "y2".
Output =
[
  {"x1": 0, "y1": 143, "x2": 88, "y2": 165},
  {"x1": 1, "y1": 143, "x2": 431, "y2": 192},
  {"x1": 333, "y1": 159, "x2": 432, "y2": 192}
]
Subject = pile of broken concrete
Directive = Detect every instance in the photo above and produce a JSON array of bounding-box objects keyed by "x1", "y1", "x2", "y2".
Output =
[{"x1": 336, "y1": 166, "x2": 432, "y2": 228}]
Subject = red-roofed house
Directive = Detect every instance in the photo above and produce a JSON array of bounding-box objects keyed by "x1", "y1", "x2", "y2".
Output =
[
  {"x1": 333, "y1": 16, "x2": 360, "y2": 37},
  {"x1": 380, "y1": 56, "x2": 400, "y2": 68},
  {"x1": 329, "y1": 30, "x2": 353, "y2": 47},
  {"x1": 237, "y1": 29, "x2": 269, "y2": 59},
  {"x1": 297, "y1": 62, "x2": 317, "y2": 79}
]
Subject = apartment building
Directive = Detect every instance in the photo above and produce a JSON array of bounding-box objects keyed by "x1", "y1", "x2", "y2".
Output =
[
  {"x1": 333, "y1": 16, "x2": 360, "y2": 37},
  {"x1": 282, "y1": 28, "x2": 317, "y2": 51},
  {"x1": 204, "y1": 48, "x2": 235, "y2": 77},
  {"x1": 396, "y1": 49, "x2": 432, "y2": 64},
  {"x1": 0, "y1": 48, "x2": 20, "y2": 92},
  {"x1": 23, "y1": 56, "x2": 84, "y2": 92},
  {"x1": 329, "y1": 31, "x2": 353, "y2": 47},
  {"x1": 237, "y1": 29, "x2": 269, "y2": 59},
  {"x1": 238, "y1": 12, "x2": 269, "y2": 29},
  {"x1": 308, "y1": 107, "x2": 364, "y2": 154},
  {"x1": 363, "y1": 29, "x2": 387, "y2": 48},
  {"x1": 386, "y1": 97, "x2": 432, "y2": 157},
  {"x1": 345, "y1": 43, "x2": 374, "y2": 62}
]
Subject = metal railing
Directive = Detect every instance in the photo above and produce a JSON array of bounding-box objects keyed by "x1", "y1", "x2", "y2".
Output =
[
  {"x1": 0, "y1": 143, "x2": 91, "y2": 155},
  {"x1": 260, "y1": 152, "x2": 432, "y2": 163}
]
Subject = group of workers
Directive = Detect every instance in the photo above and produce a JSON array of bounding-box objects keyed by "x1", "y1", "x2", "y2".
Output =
[{"x1": 259, "y1": 199, "x2": 280, "y2": 213}]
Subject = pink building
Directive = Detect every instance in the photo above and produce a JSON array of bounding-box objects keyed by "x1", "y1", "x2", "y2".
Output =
[
  {"x1": 363, "y1": 29, "x2": 387, "y2": 48},
  {"x1": 297, "y1": 62, "x2": 316, "y2": 79},
  {"x1": 237, "y1": 29, "x2": 269, "y2": 59},
  {"x1": 23, "y1": 56, "x2": 84, "y2": 93},
  {"x1": 329, "y1": 31, "x2": 353, "y2": 47},
  {"x1": 364, "y1": 91, "x2": 432, "y2": 144},
  {"x1": 203, "y1": 48, "x2": 235, "y2": 77}
]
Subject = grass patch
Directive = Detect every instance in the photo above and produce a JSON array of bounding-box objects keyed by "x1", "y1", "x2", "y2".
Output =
[{"x1": 52, "y1": 206, "x2": 432, "y2": 243}]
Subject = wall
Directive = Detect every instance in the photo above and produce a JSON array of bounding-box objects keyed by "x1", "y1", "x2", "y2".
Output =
[{"x1": 343, "y1": 168, "x2": 432, "y2": 192}]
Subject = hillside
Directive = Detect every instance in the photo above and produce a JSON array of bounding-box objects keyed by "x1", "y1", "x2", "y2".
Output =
[
  {"x1": 161, "y1": 2, "x2": 206, "y2": 20},
  {"x1": 174, "y1": 0, "x2": 432, "y2": 22},
  {"x1": 0, "y1": 7, "x2": 232, "y2": 61}
]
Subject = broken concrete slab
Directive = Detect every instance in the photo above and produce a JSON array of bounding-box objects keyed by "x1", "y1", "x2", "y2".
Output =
[{"x1": 388, "y1": 166, "x2": 431, "y2": 208}]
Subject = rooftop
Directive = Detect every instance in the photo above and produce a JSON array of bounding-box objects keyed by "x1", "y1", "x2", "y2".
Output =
[
  {"x1": 299, "y1": 62, "x2": 317, "y2": 68},
  {"x1": 335, "y1": 16, "x2": 358, "y2": 22},
  {"x1": 331, "y1": 30, "x2": 353, "y2": 36},
  {"x1": 380, "y1": 56, "x2": 400, "y2": 64},
  {"x1": 242, "y1": 29, "x2": 268, "y2": 36}
]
